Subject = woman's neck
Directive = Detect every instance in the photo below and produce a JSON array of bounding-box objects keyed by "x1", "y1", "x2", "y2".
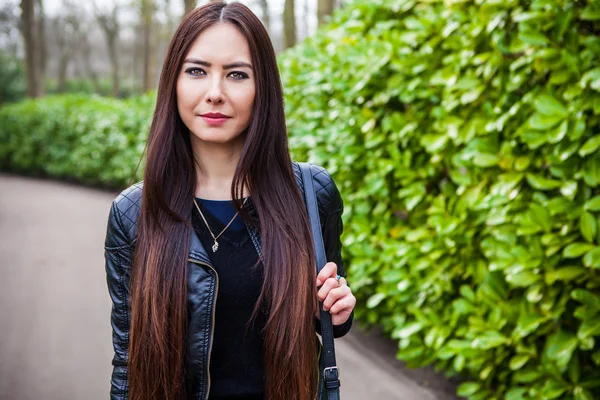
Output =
[{"x1": 191, "y1": 137, "x2": 247, "y2": 200}]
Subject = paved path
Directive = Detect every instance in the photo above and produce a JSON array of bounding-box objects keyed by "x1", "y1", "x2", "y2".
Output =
[{"x1": 0, "y1": 173, "x2": 459, "y2": 400}]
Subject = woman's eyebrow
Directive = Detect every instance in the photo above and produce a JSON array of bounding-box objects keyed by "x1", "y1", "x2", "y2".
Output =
[{"x1": 183, "y1": 58, "x2": 252, "y2": 70}]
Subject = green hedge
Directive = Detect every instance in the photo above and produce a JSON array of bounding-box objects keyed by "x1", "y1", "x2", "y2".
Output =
[
  {"x1": 0, "y1": 50, "x2": 26, "y2": 104},
  {"x1": 44, "y1": 77, "x2": 141, "y2": 99},
  {"x1": 279, "y1": 0, "x2": 600, "y2": 399},
  {"x1": 0, "y1": 93, "x2": 153, "y2": 187}
]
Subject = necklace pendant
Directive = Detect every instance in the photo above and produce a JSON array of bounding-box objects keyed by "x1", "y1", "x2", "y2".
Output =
[{"x1": 212, "y1": 241, "x2": 219, "y2": 253}]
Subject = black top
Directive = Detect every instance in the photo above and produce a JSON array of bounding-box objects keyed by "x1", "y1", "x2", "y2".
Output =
[{"x1": 192, "y1": 197, "x2": 266, "y2": 400}]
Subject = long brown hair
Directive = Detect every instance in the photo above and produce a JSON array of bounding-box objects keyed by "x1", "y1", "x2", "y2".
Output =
[{"x1": 128, "y1": 2, "x2": 319, "y2": 399}]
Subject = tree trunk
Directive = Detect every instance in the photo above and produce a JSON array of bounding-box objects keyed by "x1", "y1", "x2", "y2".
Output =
[
  {"x1": 163, "y1": 0, "x2": 175, "y2": 37},
  {"x1": 57, "y1": 52, "x2": 69, "y2": 92},
  {"x1": 96, "y1": 4, "x2": 121, "y2": 97},
  {"x1": 19, "y1": 0, "x2": 43, "y2": 97},
  {"x1": 317, "y1": 0, "x2": 334, "y2": 27},
  {"x1": 258, "y1": 0, "x2": 270, "y2": 32},
  {"x1": 36, "y1": 0, "x2": 46, "y2": 77},
  {"x1": 141, "y1": 0, "x2": 156, "y2": 93},
  {"x1": 301, "y1": 0, "x2": 309, "y2": 39},
  {"x1": 184, "y1": 0, "x2": 194, "y2": 16},
  {"x1": 108, "y1": 37, "x2": 120, "y2": 97},
  {"x1": 52, "y1": 17, "x2": 70, "y2": 93},
  {"x1": 283, "y1": 0, "x2": 296, "y2": 49},
  {"x1": 79, "y1": 35, "x2": 102, "y2": 93}
]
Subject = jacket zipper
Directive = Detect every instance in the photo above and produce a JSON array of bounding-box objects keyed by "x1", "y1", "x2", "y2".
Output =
[{"x1": 188, "y1": 258, "x2": 219, "y2": 400}]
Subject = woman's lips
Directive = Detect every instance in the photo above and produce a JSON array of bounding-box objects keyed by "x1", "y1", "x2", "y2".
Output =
[{"x1": 201, "y1": 116, "x2": 230, "y2": 126}]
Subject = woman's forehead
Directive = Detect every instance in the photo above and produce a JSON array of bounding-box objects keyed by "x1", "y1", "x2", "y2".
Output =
[{"x1": 185, "y1": 23, "x2": 252, "y2": 65}]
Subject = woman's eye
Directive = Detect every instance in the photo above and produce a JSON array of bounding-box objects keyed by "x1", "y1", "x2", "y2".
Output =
[
  {"x1": 185, "y1": 67, "x2": 205, "y2": 77},
  {"x1": 229, "y1": 71, "x2": 248, "y2": 80}
]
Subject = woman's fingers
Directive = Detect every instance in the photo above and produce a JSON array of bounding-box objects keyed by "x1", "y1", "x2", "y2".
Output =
[
  {"x1": 321, "y1": 283, "x2": 351, "y2": 311},
  {"x1": 330, "y1": 294, "x2": 356, "y2": 315},
  {"x1": 317, "y1": 276, "x2": 345, "y2": 302},
  {"x1": 314, "y1": 262, "x2": 356, "y2": 326},
  {"x1": 316, "y1": 262, "x2": 337, "y2": 287}
]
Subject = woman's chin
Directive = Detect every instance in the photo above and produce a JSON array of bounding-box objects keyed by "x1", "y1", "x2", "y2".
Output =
[{"x1": 190, "y1": 130, "x2": 244, "y2": 146}]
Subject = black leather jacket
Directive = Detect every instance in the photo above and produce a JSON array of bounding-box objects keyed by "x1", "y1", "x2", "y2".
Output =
[{"x1": 104, "y1": 162, "x2": 353, "y2": 400}]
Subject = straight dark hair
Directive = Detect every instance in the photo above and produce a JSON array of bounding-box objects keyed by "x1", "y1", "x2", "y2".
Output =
[{"x1": 127, "y1": 2, "x2": 320, "y2": 399}]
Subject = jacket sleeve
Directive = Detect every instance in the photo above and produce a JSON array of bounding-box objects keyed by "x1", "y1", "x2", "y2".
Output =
[
  {"x1": 104, "y1": 200, "x2": 133, "y2": 400},
  {"x1": 314, "y1": 170, "x2": 354, "y2": 338}
]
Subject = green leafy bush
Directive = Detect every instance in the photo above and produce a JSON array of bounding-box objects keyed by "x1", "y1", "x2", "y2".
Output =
[
  {"x1": 0, "y1": 92, "x2": 154, "y2": 187},
  {"x1": 0, "y1": 50, "x2": 26, "y2": 104},
  {"x1": 280, "y1": 0, "x2": 600, "y2": 399},
  {"x1": 45, "y1": 77, "x2": 140, "y2": 99}
]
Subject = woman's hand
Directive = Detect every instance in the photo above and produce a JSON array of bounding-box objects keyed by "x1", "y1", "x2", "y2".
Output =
[{"x1": 315, "y1": 262, "x2": 356, "y2": 326}]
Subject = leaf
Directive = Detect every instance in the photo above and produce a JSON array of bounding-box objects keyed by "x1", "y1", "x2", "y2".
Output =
[
  {"x1": 569, "y1": 352, "x2": 581, "y2": 383},
  {"x1": 580, "y1": 67, "x2": 600, "y2": 89},
  {"x1": 541, "y1": 379, "x2": 568, "y2": 399},
  {"x1": 545, "y1": 330, "x2": 578, "y2": 372},
  {"x1": 530, "y1": 202, "x2": 552, "y2": 232},
  {"x1": 457, "y1": 382, "x2": 481, "y2": 397},
  {"x1": 549, "y1": 120, "x2": 569, "y2": 144},
  {"x1": 573, "y1": 387, "x2": 595, "y2": 400},
  {"x1": 528, "y1": 112, "x2": 564, "y2": 130},
  {"x1": 584, "y1": 196, "x2": 600, "y2": 211},
  {"x1": 534, "y1": 93, "x2": 568, "y2": 117},
  {"x1": 514, "y1": 369, "x2": 542, "y2": 383},
  {"x1": 420, "y1": 133, "x2": 448, "y2": 153},
  {"x1": 514, "y1": 156, "x2": 531, "y2": 171},
  {"x1": 366, "y1": 292, "x2": 386, "y2": 308},
  {"x1": 509, "y1": 354, "x2": 530, "y2": 370},
  {"x1": 578, "y1": 319, "x2": 600, "y2": 340},
  {"x1": 398, "y1": 182, "x2": 426, "y2": 211},
  {"x1": 563, "y1": 243, "x2": 596, "y2": 258},
  {"x1": 560, "y1": 180, "x2": 578, "y2": 199},
  {"x1": 506, "y1": 270, "x2": 541, "y2": 287},
  {"x1": 570, "y1": 119, "x2": 587, "y2": 140},
  {"x1": 505, "y1": 387, "x2": 527, "y2": 400},
  {"x1": 583, "y1": 247, "x2": 600, "y2": 268},
  {"x1": 580, "y1": 212, "x2": 597, "y2": 243},
  {"x1": 581, "y1": 6, "x2": 600, "y2": 20},
  {"x1": 545, "y1": 266, "x2": 587, "y2": 284},
  {"x1": 583, "y1": 154, "x2": 600, "y2": 186},
  {"x1": 472, "y1": 331, "x2": 507, "y2": 349},
  {"x1": 459, "y1": 285, "x2": 475, "y2": 302},
  {"x1": 519, "y1": 27, "x2": 549, "y2": 46},
  {"x1": 526, "y1": 173, "x2": 562, "y2": 190},
  {"x1": 396, "y1": 322, "x2": 423, "y2": 339},
  {"x1": 473, "y1": 153, "x2": 499, "y2": 167},
  {"x1": 579, "y1": 135, "x2": 600, "y2": 157},
  {"x1": 571, "y1": 289, "x2": 600, "y2": 310}
]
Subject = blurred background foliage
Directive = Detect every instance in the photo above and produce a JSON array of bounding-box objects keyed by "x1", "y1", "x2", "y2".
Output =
[{"x1": 2, "y1": 0, "x2": 600, "y2": 399}]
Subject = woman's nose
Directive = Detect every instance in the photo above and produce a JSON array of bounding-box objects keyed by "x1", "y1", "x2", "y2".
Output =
[{"x1": 205, "y1": 78, "x2": 224, "y2": 104}]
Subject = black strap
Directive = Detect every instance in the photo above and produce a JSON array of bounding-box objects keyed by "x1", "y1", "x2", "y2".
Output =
[{"x1": 299, "y1": 162, "x2": 341, "y2": 400}]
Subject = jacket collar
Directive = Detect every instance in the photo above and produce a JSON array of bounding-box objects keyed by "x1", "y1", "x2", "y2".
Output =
[{"x1": 188, "y1": 227, "x2": 213, "y2": 265}]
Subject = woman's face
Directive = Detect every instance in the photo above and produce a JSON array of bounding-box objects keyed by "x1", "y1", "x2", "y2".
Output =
[{"x1": 176, "y1": 22, "x2": 255, "y2": 146}]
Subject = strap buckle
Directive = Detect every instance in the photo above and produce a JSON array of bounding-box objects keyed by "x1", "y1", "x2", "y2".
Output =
[{"x1": 323, "y1": 366, "x2": 340, "y2": 389}]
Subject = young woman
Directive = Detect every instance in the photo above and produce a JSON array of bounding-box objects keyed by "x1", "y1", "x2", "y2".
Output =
[{"x1": 104, "y1": 2, "x2": 356, "y2": 400}]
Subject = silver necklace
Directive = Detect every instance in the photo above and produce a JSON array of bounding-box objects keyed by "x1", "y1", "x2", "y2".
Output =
[{"x1": 193, "y1": 197, "x2": 248, "y2": 252}]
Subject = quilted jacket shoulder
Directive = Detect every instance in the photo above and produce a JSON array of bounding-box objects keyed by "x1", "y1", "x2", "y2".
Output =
[
  {"x1": 104, "y1": 182, "x2": 143, "y2": 249},
  {"x1": 291, "y1": 161, "x2": 343, "y2": 221}
]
